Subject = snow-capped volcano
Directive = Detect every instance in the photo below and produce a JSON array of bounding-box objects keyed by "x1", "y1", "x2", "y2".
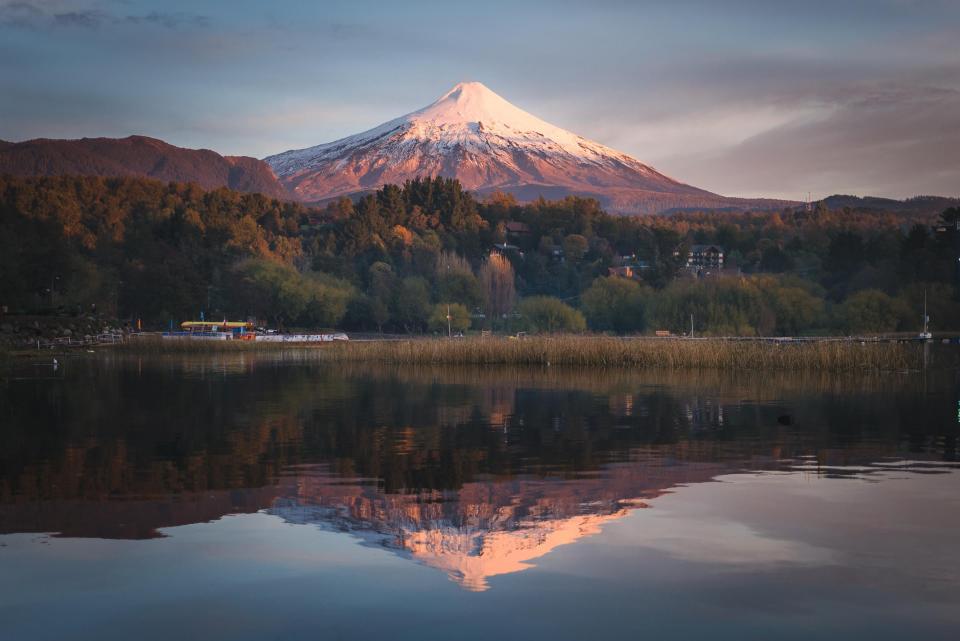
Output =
[{"x1": 266, "y1": 82, "x2": 773, "y2": 213}]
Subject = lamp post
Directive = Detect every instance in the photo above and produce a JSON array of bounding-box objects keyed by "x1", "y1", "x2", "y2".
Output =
[{"x1": 50, "y1": 275, "x2": 60, "y2": 309}]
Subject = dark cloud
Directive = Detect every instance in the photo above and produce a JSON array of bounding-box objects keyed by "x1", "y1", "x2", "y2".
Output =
[
  {"x1": 124, "y1": 11, "x2": 211, "y2": 30},
  {"x1": 53, "y1": 10, "x2": 106, "y2": 28},
  {"x1": 0, "y1": 1, "x2": 209, "y2": 31},
  {"x1": 0, "y1": 1, "x2": 44, "y2": 29}
]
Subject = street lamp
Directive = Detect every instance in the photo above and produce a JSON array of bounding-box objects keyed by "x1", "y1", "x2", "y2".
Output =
[{"x1": 50, "y1": 275, "x2": 60, "y2": 309}]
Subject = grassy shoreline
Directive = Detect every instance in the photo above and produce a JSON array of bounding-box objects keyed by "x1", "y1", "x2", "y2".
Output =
[
  {"x1": 95, "y1": 335, "x2": 934, "y2": 371},
  {"x1": 314, "y1": 336, "x2": 923, "y2": 371}
]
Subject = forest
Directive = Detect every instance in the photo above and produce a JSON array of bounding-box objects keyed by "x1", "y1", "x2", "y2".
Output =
[{"x1": 0, "y1": 174, "x2": 957, "y2": 336}]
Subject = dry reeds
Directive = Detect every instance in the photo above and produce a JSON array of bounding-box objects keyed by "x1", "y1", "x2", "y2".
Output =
[
  {"x1": 110, "y1": 336, "x2": 316, "y2": 354},
  {"x1": 312, "y1": 336, "x2": 922, "y2": 371},
  {"x1": 104, "y1": 335, "x2": 929, "y2": 371}
]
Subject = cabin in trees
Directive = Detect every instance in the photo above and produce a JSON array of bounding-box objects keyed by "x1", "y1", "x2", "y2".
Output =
[
  {"x1": 608, "y1": 265, "x2": 638, "y2": 279},
  {"x1": 608, "y1": 254, "x2": 651, "y2": 279},
  {"x1": 685, "y1": 244, "x2": 724, "y2": 276},
  {"x1": 504, "y1": 221, "x2": 532, "y2": 238}
]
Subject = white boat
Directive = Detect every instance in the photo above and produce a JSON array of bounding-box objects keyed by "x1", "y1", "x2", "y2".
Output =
[
  {"x1": 161, "y1": 320, "x2": 349, "y2": 343},
  {"x1": 253, "y1": 332, "x2": 349, "y2": 343}
]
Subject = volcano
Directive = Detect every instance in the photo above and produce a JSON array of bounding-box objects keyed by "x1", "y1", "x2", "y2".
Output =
[{"x1": 265, "y1": 82, "x2": 787, "y2": 214}]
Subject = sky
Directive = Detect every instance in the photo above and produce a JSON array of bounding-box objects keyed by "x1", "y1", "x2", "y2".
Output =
[{"x1": 1, "y1": 0, "x2": 958, "y2": 200}]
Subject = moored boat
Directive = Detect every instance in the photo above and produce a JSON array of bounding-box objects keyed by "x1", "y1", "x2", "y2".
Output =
[
  {"x1": 163, "y1": 321, "x2": 347, "y2": 342},
  {"x1": 163, "y1": 321, "x2": 256, "y2": 341}
]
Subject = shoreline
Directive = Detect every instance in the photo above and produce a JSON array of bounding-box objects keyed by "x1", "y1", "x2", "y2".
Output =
[
  {"x1": 305, "y1": 336, "x2": 931, "y2": 371},
  {"x1": 19, "y1": 334, "x2": 951, "y2": 372}
]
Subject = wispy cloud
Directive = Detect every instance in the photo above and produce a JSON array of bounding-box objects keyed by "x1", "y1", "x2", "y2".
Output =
[
  {"x1": 52, "y1": 9, "x2": 105, "y2": 28},
  {"x1": 0, "y1": 1, "x2": 209, "y2": 31},
  {"x1": 0, "y1": 1, "x2": 44, "y2": 29},
  {"x1": 122, "y1": 11, "x2": 210, "y2": 30}
]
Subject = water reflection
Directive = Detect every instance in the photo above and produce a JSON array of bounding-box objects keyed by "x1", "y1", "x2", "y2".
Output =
[{"x1": 1, "y1": 355, "x2": 957, "y2": 591}]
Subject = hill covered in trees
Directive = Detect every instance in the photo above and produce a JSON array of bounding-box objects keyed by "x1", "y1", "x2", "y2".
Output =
[
  {"x1": 0, "y1": 136, "x2": 288, "y2": 199},
  {"x1": 1, "y1": 174, "x2": 957, "y2": 336}
]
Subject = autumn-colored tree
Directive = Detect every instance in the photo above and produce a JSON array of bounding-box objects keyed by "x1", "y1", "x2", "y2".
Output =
[
  {"x1": 479, "y1": 252, "x2": 516, "y2": 323},
  {"x1": 3, "y1": 173, "x2": 957, "y2": 334},
  {"x1": 563, "y1": 234, "x2": 589, "y2": 262}
]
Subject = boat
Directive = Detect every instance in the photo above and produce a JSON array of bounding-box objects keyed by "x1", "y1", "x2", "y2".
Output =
[
  {"x1": 163, "y1": 321, "x2": 348, "y2": 343},
  {"x1": 162, "y1": 321, "x2": 255, "y2": 341},
  {"x1": 253, "y1": 332, "x2": 349, "y2": 343}
]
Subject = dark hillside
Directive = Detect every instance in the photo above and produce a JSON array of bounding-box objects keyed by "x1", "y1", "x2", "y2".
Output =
[{"x1": 0, "y1": 135, "x2": 288, "y2": 199}]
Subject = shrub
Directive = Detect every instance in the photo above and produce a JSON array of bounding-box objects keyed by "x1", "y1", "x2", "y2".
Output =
[
  {"x1": 428, "y1": 303, "x2": 471, "y2": 334},
  {"x1": 581, "y1": 276, "x2": 649, "y2": 333},
  {"x1": 517, "y1": 296, "x2": 586, "y2": 333},
  {"x1": 837, "y1": 289, "x2": 907, "y2": 333}
]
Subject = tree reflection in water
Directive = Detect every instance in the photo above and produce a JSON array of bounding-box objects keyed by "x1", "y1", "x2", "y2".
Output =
[{"x1": 1, "y1": 355, "x2": 957, "y2": 588}]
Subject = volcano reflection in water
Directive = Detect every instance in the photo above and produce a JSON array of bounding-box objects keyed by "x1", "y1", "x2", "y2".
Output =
[{"x1": 1, "y1": 356, "x2": 957, "y2": 593}]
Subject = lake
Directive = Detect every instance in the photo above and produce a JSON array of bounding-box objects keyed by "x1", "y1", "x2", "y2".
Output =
[{"x1": 1, "y1": 353, "x2": 958, "y2": 640}]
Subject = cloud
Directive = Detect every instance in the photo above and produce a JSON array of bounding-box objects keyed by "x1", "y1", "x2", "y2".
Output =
[
  {"x1": 0, "y1": 1, "x2": 210, "y2": 31},
  {"x1": 123, "y1": 11, "x2": 211, "y2": 30},
  {"x1": 0, "y1": 1, "x2": 44, "y2": 29},
  {"x1": 661, "y1": 84, "x2": 960, "y2": 199},
  {"x1": 52, "y1": 9, "x2": 105, "y2": 28},
  {"x1": 536, "y1": 41, "x2": 960, "y2": 199}
]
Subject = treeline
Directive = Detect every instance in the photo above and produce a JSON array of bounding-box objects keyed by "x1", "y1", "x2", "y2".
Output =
[{"x1": 1, "y1": 174, "x2": 958, "y2": 335}]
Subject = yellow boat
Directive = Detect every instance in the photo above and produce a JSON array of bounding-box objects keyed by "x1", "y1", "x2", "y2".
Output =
[
  {"x1": 180, "y1": 321, "x2": 253, "y2": 332},
  {"x1": 163, "y1": 320, "x2": 255, "y2": 341}
]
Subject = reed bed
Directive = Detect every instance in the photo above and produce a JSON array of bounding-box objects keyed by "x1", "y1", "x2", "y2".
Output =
[
  {"x1": 110, "y1": 336, "x2": 316, "y2": 354},
  {"x1": 102, "y1": 335, "x2": 929, "y2": 371},
  {"x1": 313, "y1": 336, "x2": 922, "y2": 372}
]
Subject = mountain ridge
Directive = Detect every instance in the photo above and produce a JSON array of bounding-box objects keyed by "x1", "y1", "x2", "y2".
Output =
[{"x1": 0, "y1": 135, "x2": 289, "y2": 199}]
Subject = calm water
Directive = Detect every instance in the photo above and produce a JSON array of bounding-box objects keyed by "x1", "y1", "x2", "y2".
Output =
[{"x1": 1, "y1": 354, "x2": 959, "y2": 640}]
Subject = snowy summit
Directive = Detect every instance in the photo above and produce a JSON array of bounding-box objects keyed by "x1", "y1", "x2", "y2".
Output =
[{"x1": 265, "y1": 82, "x2": 761, "y2": 214}]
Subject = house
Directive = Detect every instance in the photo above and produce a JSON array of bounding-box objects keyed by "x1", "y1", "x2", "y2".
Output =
[
  {"x1": 608, "y1": 265, "x2": 636, "y2": 279},
  {"x1": 608, "y1": 254, "x2": 651, "y2": 279},
  {"x1": 618, "y1": 254, "x2": 652, "y2": 271},
  {"x1": 504, "y1": 221, "x2": 531, "y2": 238},
  {"x1": 685, "y1": 245, "x2": 724, "y2": 273}
]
